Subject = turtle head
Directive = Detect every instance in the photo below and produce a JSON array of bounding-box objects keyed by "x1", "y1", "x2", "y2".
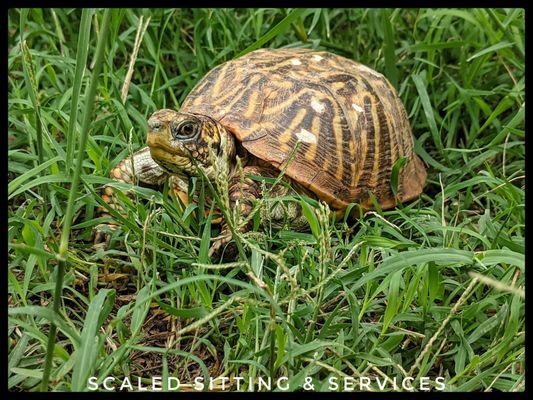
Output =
[{"x1": 147, "y1": 109, "x2": 235, "y2": 178}]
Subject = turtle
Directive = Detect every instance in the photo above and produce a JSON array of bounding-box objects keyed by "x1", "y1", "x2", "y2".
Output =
[{"x1": 96, "y1": 48, "x2": 427, "y2": 255}]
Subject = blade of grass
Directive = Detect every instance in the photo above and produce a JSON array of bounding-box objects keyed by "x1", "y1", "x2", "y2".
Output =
[
  {"x1": 7, "y1": 155, "x2": 62, "y2": 197},
  {"x1": 121, "y1": 15, "x2": 151, "y2": 103},
  {"x1": 353, "y1": 248, "x2": 474, "y2": 290},
  {"x1": 40, "y1": 9, "x2": 112, "y2": 392},
  {"x1": 66, "y1": 8, "x2": 93, "y2": 174},
  {"x1": 235, "y1": 8, "x2": 306, "y2": 58},
  {"x1": 20, "y1": 39, "x2": 45, "y2": 199},
  {"x1": 412, "y1": 72, "x2": 444, "y2": 156},
  {"x1": 71, "y1": 289, "x2": 115, "y2": 391},
  {"x1": 466, "y1": 41, "x2": 514, "y2": 62},
  {"x1": 382, "y1": 9, "x2": 399, "y2": 89}
]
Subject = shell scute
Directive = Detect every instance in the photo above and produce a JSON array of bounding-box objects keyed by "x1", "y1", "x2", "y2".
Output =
[{"x1": 181, "y1": 49, "x2": 426, "y2": 210}]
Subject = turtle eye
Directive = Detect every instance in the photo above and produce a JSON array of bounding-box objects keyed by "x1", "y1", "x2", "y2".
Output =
[{"x1": 172, "y1": 121, "x2": 198, "y2": 140}]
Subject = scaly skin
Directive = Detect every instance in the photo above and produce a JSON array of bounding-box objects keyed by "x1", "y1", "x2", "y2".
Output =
[
  {"x1": 210, "y1": 165, "x2": 308, "y2": 257},
  {"x1": 146, "y1": 109, "x2": 315, "y2": 255}
]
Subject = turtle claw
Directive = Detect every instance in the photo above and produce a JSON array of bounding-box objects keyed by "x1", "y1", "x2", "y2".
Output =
[
  {"x1": 208, "y1": 240, "x2": 222, "y2": 258},
  {"x1": 208, "y1": 233, "x2": 232, "y2": 258},
  {"x1": 92, "y1": 223, "x2": 117, "y2": 248}
]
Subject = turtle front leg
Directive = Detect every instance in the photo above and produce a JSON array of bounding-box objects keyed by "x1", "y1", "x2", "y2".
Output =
[
  {"x1": 94, "y1": 146, "x2": 171, "y2": 244},
  {"x1": 209, "y1": 165, "x2": 308, "y2": 257},
  {"x1": 209, "y1": 165, "x2": 267, "y2": 256}
]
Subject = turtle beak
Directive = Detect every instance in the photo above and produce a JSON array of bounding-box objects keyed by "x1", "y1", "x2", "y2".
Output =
[{"x1": 147, "y1": 121, "x2": 171, "y2": 153}]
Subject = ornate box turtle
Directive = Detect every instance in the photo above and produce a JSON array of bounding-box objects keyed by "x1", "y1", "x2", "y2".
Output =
[{"x1": 97, "y1": 48, "x2": 427, "y2": 254}]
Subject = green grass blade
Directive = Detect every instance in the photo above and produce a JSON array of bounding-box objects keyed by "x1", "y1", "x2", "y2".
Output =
[
  {"x1": 8, "y1": 306, "x2": 81, "y2": 346},
  {"x1": 235, "y1": 9, "x2": 306, "y2": 58},
  {"x1": 66, "y1": 9, "x2": 93, "y2": 174},
  {"x1": 466, "y1": 41, "x2": 514, "y2": 62},
  {"x1": 19, "y1": 39, "x2": 45, "y2": 202},
  {"x1": 7, "y1": 156, "x2": 62, "y2": 196},
  {"x1": 71, "y1": 289, "x2": 115, "y2": 391},
  {"x1": 390, "y1": 156, "x2": 408, "y2": 198},
  {"x1": 412, "y1": 72, "x2": 444, "y2": 155},
  {"x1": 353, "y1": 248, "x2": 474, "y2": 290},
  {"x1": 382, "y1": 9, "x2": 399, "y2": 89},
  {"x1": 40, "y1": 9, "x2": 113, "y2": 392}
]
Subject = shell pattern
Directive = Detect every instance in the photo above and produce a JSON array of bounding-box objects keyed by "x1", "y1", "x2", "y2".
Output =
[{"x1": 181, "y1": 48, "x2": 426, "y2": 210}]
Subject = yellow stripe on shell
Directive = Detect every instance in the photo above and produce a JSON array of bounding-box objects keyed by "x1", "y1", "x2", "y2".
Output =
[{"x1": 278, "y1": 108, "x2": 308, "y2": 144}]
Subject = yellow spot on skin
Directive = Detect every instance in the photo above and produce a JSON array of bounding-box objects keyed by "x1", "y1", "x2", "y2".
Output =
[
  {"x1": 104, "y1": 187, "x2": 114, "y2": 196},
  {"x1": 176, "y1": 191, "x2": 189, "y2": 207},
  {"x1": 295, "y1": 128, "x2": 317, "y2": 144},
  {"x1": 312, "y1": 54, "x2": 324, "y2": 62},
  {"x1": 352, "y1": 103, "x2": 364, "y2": 112},
  {"x1": 311, "y1": 99, "x2": 325, "y2": 113},
  {"x1": 291, "y1": 59, "x2": 302, "y2": 65},
  {"x1": 112, "y1": 168, "x2": 122, "y2": 179}
]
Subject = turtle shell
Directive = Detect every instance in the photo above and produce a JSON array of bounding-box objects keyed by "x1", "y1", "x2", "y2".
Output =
[{"x1": 180, "y1": 48, "x2": 426, "y2": 210}]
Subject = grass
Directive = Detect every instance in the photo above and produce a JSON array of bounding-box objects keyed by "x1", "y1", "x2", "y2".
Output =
[{"x1": 7, "y1": 8, "x2": 525, "y2": 392}]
